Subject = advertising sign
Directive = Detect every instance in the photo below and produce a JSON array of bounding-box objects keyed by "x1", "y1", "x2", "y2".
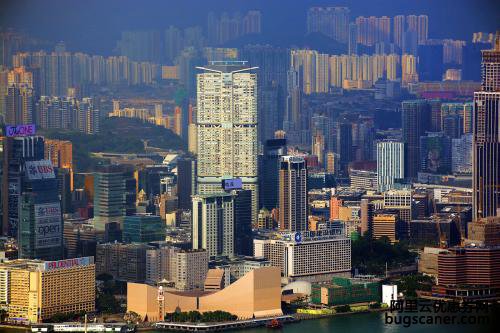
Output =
[
  {"x1": 43, "y1": 257, "x2": 92, "y2": 271},
  {"x1": 222, "y1": 178, "x2": 243, "y2": 190},
  {"x1": 35, "y1": 202, "x2": 62, "y2": 249},
  {"x1": 25, "y1": 160, "x2": 55, "y2": 180},
  {"x1": 5, "y1": 124, "x2": 36, "y2": 137}
]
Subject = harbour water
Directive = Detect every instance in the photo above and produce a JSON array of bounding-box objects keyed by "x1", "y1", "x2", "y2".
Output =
[
  {"x1": 151, "y1": 310, "x2": 493, "y2": 333},
  {"x1": 0, "y1": 311, "x2": 494, "y2": 333}
]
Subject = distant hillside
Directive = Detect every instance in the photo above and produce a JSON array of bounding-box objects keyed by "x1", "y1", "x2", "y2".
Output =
[{"x1": 41, "y1": 117, "x2": 186, "y2": 171}]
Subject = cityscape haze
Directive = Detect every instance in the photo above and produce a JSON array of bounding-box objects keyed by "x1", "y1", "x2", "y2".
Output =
[{"x1": 0, "y1": 1, "x2": 499, "y2": 332}]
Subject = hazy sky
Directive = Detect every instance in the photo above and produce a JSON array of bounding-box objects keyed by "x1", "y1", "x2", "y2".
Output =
[{"x1": 1, "y1": 0, "x2": 498, "y2": 54}]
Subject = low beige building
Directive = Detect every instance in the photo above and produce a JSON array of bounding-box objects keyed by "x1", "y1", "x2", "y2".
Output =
[{"x1": 127, "y1": 266, "x2": 283, "y2": 320}]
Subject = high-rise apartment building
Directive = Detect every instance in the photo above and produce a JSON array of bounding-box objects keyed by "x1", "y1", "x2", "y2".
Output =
[
  {"x1": 306, "y1": 7, "x2": 350, "y2": 43},
  {"x1": 279, "y1": 156, "x2": 307, "y2": 232},
  {"x1": 473, "y1": 33, "x2": 500, "y2": 219},
  {"x1": 402, "y1": 100, "x2": 431, "y2": 178},
  {"x1": 6, "y1": 84, "x2": 34, "y2": 125},
  {"x1": 377, "y1": 141, "x2": 405, "y2": 192},
  {"x1": 192, "y1": 193, "x2": 234, "y2": 258},
  {"x1": 355, "y1": 16, "x2": 391, "y2": 46},
  {"x1": 393, "y1": 15, "x2": 405, "y2": 49},
  {"x1": 196, "y1": 61, "x2": 259, "y2": 222},
  {"x1": 291, "y1": 49, "x2": 330, "y2": 94}
]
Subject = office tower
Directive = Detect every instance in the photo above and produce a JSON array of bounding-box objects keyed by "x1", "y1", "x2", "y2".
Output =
[
  {"x1": 393, "y1": 15, "x2": 405, "y2": 50},
  {"x1": 0, "y1": 67, "x2": 8, "y2": 117},
  {"x1": 0, "y1": 257, "x2": 95, "y2": 323},
  {"x1": 18, "y1": 159, "x2": 64, "y2": 260},
  {"x1": 6, "y1": 84, "x2": 34, "y2": 125},
  {"x1": 443, "y1": 114, "x2": 464, "y2": 139},
  {"x1": 452, "y1": 134, "x2": 473, "y2": 174},
  {"x1": 260, "y1": 138, "x2": 287, "y2": 210},
  {"x1": 429, "y1": 99, "x2": 443, "y2": 133},
  {"x1": 441, "y1": 102, "x2": 473, "y2": 134},
  {"x1": 420, "y1": 132, "x2": 452, "y2": 174},
  {"x1": 122, "y1": 214, "x2": 165, "y2": 243},
  {"x1": 352, "y1": 117, "x2": 375, "y2": 161},
  {"x1": 473, "y1": 33, "x2": 500, "y2": 219},
  {"x1": 177, "y1": 157, "x2": 196, "y2": 210},
  {"x1": 377, "y1": 141, "x2": 405, "y2": 192},
  {"x1": 94, "y1": 165, "x2": 131, "y2": 231},
  {"x1": 55, "y1": 167, "x2": 73, "y2": 215},
  {"x1": 336, "y1": 122, "x2": 353, "y2": 175},
  {"x1": 401, "y1": 54, "x2": 419, "y2": 86},
  {"x1": 279, "y1": 156, "x2": 307, "y2": 232},
  {"x1": 402, "y1": 100, "x2": 431, "y2": 178},
  {"x1": 418, "y1": 42, "x2": 444, "y2": 81},
  {"x1": 192, "y1": 193, "x2": 234, "y2": 258},
  {"x1": 233, "y1": 189, "x2": 253, "y2": 256},
  {"x1": 245, "y1": 44, "x2": 287, "y2": 138},
  {"x1": 2, "y1": 135, "x2": 45, "y2": 237},
  {"x1": 417, "y1": 15, "x2": 429, "y2": 45},
  {"x1": 306, "y1": 7, "x2": 350, "y2": 43},
  {"x1": 260, "y1": 85, "x2": 279, "y2": 141},
  {"x1": 196, "y1": 62, "x2": 259, "y2": 223}
]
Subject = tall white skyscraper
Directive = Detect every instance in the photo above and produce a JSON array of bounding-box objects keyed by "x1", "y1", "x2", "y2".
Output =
[
  {"x1": 377, "y1": 141, "x2": 405, "y2": 192},
  {"x1": 195, "y1": 61, "x2": 259, "y2": 222}
]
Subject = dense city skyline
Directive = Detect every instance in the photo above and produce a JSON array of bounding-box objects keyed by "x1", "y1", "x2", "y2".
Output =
[{"x1": 0, "y1": 1, "x2": 499, "y2": 332}]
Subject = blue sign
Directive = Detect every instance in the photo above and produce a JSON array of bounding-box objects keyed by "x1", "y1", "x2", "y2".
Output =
[
  {"x1": 222, "y1": 178, "x2": 243, "y2": 190},
  {"x1": 294, "y1": 232, "x2": 302, "y2": 243}
]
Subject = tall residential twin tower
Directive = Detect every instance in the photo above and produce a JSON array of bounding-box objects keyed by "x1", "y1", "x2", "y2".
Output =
[{"x1": 195, "y1": 61, "x2": 259, "y2": 221}]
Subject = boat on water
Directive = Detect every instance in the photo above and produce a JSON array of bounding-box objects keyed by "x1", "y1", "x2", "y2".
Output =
[
  {"x1": 30, "y1": 323, "x2": 135, "y2": 333},
  {"x1": 265, "y1": 318, "x2": 283, "y2": 329}
]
